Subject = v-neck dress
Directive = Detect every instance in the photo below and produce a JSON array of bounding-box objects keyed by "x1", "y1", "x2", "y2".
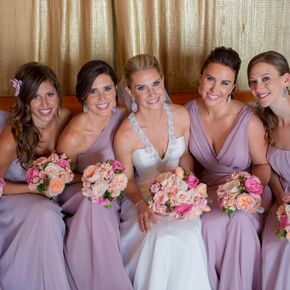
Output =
[
  {"x1": 187, "y1": 100, "x2": 262, "y2": 290},
  {"x1": 59, "y1": 108, "x2": 133, "y2": 290},
  {"x1": 120, "y1": 103, "x2": 211, "y2": 290},
  {"x1": 261, "y1": 144, "x2": 290, "y2": 290},
  {"x1": 0, "y1": 110, "x2": 70, "y2": 290}
]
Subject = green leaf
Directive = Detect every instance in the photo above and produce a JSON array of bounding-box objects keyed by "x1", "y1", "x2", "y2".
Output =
[
  {"x1": 105, "y1": 204, "x2": 112, "y2": 209},
  {"x1": 103, "y1": 191, "x2": 113, "y2": 201},
  {"x1": 37, "y1": 183, "x2": 46, "y2": 193}
]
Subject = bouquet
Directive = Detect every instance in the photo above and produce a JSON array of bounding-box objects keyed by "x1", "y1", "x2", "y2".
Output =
[
  {"x1": 276, "y1": 194, "x2": 290, "y2": 241},
  {"x1": 217, "y1": 171, "x2": 264, "y2": 217},
  {"x1": 81, "y1": 160, "x2": 127, "y2": 207},
  {"x1": 148, "y1": 166, "x2": 210, "y2": 219},
  {"x1": 26, "y1": 153, "x2": 74, "y2": 198}
]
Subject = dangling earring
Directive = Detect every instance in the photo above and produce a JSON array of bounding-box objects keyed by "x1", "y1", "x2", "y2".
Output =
[
  {"x1": 83, "y1": 103, "x2": 88, "y2": 113},
  {"x1": 283, "y1": 87, "x2": 289, "y2": 98},
  {"x1": 227, "y1": 94, "x2": 232, "y2": 102},
  {"x1": 131, "y1": 97, "x2": 137, "y2": 112}
]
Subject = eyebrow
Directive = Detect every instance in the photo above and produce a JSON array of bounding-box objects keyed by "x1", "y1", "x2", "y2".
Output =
[
  {"x1": 206, "y1": 74, "x2": 232, "y2": 83},
  {"x1": 134, "y1": 78, "x2": 162, "y2": 87}
]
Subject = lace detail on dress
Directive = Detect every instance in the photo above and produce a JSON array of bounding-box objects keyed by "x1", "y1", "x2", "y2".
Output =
[{"x1": 128, "y1": 102, "x2": 178, "y2": 160}]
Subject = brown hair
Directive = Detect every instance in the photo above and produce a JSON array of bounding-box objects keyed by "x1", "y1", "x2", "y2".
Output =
[
  {"x1": 10, "y1": 62, "x2": 62, "y2": 165},
  {"x1": 124, "y1": 54, "x2": 163, "y2": 88},
  {"x1": 76, "y1": 60, "x2": 117, "y2": 105},
  {"x1": 247, "y1": 51, "x2": 290, "y2": 144},
  {"x1": 201, "y1": 46, "x2": 241, "y2": 84}
]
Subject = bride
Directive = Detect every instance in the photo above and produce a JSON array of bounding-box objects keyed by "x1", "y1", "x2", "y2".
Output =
[{"x1": 114, "y1": 54, "x2": 211, "y2": 290}]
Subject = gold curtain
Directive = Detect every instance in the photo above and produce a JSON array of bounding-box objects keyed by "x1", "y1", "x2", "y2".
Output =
[{"x1": 0, "y1": 0, "x2": 290, "y2": 96}]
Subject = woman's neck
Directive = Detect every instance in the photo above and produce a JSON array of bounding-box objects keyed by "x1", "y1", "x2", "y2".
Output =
[
  {"x1": 137, "y1": 105, "x2": 166, "y2": 125},
  {"x1": 84, "y1": 111, "x2": 113, "y2": 133},
  {"x1": 270, "y1": 97, "x2": 290, "y2": 126}
]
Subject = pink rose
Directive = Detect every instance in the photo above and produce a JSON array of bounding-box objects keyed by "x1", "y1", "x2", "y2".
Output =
[
  {"x1": 174, "y1": 203, "x2": 193, "y2": 216},
  {"x1": 279, "y1": 214, "x2": 289, "y2": 229},
  {"x1": 187, "y1": 174, "x2": 199, "y2": 189},
  {"x1": 57, "y1": 159, "x2": 70, "y2": 169},
  {"x1": 93, "y1": 196, "x2": 112, "y2": 206},
  {"x1": 151, "y1": 183, "x2": 160, "y2": 194},
  {"x1": 283, "y1": 194, "x2": 290, "y2": 204},
  {"x1": 111, "y1": 160, "x2": 124, "y2": 171},
  {"x1": 26, "y1": 167, "x2": 41, "y2": 184},
  {"x1": 245, "y1": 177, "x2": 263, "y2": 195},
  {"x1": 0, "y1": 177, "x2": 5, "y2": 197}
]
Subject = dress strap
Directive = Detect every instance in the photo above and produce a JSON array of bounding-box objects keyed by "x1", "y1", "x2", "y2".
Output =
[{"x1": 128, "y1": 102, "x2": 175, "y2": 160}]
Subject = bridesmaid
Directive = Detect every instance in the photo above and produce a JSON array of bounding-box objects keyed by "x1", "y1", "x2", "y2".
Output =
[
  {"x1": 0, "y1": 62, "x2": 71, "y2": 290},
  {"x1": 57, "y1": 60, "x2": 132, "y2": 290},
  {"x1": 247, "y1": 51, "x2": 290, "y2": 290},
  {"x1": 186, "y1": 47, "x2": 271, "y2": 290}
]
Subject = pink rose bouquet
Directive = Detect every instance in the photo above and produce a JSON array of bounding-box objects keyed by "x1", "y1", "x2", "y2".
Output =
[
  {"x1": 148, "y1": 166, "x2": 210, "y2": 219},
  {"x1": 217, "y1": 171, "x2": 264, "y2": 217},
  {"x1": 26, "y1": 153, "x2": 74, "y2": 198},
  {"x1": 276, "y1": 194, "x2": 290, "y2": 242},
  {"x1": 81, "y1": 160, "x2": 127, "y2": 208}
]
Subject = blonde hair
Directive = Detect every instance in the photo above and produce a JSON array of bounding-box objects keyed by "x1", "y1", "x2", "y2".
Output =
[{"x1": 124, "y1": 54, "x2": 163, "y2": 88}]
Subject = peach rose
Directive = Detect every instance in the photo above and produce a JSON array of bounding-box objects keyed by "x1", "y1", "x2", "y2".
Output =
[
  {"x1": 82, "y1": 165, "x2": 100, "y2": 183},
  {"x1": 236, "y1": 194, "x2": 261, "y2": 213},
  {"x1": 175, "y1": 166, "x2": 185, "y2": 179},
  {"x1": 47, "y1": 177, "x2": 65, "y2": 197}
]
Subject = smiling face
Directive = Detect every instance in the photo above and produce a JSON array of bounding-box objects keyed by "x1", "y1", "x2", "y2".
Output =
[
  {"x1": 85, "y1": 73, "x2": 116, "y2": 116},
  {"x1": 128, "y1": 68, "x2": 165, "y2": 111},
  {"x1": 248, "y1": 62, "x2": 289, "y2": 107},
  {"x1": 30, "y1": 80, "x2": 59, "y2": 127},
  {"x1": 199, "y1": 62, "x2": 236, "y2": 106}
]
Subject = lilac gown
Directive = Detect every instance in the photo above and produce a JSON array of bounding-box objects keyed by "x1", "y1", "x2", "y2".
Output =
[
  {"x1": 0, "y1": 111, "x2": 70, "y2": 290},
  {"x1": 187, "y1": 100, "x2": 262, "y2": 290},
  {"x1": 59, "y1": 108, "x2": 133, "y2": 290},
  {"x1": 262, "y1": 144, "x2": 290, "y2": 290}
]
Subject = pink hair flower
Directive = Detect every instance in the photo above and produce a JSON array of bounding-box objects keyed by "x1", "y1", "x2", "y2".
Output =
[{"x1": 10, "y1": 79, "x2": 22, "y2": 97}]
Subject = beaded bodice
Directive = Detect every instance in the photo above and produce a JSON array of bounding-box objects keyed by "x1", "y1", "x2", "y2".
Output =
[{"x1": 129, "y1": 103, "x2": 185, "y2": 199}]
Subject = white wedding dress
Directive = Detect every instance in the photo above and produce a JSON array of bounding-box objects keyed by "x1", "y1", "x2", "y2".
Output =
[{"x1": 120, "y1": 103, "x2": 211, "y2": 290}]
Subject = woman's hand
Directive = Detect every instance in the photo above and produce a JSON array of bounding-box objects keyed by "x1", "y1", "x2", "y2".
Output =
[{"x1": 136, "y1": 200, "x2": 157, "y2": 233}]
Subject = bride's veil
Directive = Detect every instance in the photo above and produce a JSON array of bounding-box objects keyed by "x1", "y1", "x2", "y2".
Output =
[{"x1": 117, "y1": 77, "x2": 172, "y2": 113}]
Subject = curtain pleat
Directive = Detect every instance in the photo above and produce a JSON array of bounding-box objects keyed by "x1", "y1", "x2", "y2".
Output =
[{"x1": 0, "y1": 0, "x2": 289, "y2": 95}]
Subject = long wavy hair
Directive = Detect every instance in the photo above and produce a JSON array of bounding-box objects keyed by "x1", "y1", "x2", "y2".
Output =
[
  {"x1": 247, "y1": 51, "x2": 290, "y2": 144},
  {"x1": 10, "y1": 62, "x2": 62, "y2": 165}
]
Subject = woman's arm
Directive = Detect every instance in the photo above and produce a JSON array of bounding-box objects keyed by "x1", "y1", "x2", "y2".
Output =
[
  {"x1": 0, "y1": 126, "x2": 37, "y2": 195},
  {"x1": 268, "y1": 170, "x2": 285, "y2": 205},
  {"x1": 248, "y1": 114, "x2": 271, "y2": 187},
  {"x1": 114, "y1": 121, "x2": 156, "y2": 232}
]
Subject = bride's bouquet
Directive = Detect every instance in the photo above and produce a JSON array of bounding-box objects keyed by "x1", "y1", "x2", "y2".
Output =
[
  {"x1": 148, "y1": 166, "x2": 210, "y2": 219},
  {"x1": 217, "y1": 171, "x2": 264, "y2": 217},
  {"x1": 26, "y1": 153, "x2": 74, "y2": 198},
  {"x1": 276, "y1": 194, "x2": 290, "y2": 242},
  {"x1": 81, "y1": 160, "x2": 127, "y2": 208}
]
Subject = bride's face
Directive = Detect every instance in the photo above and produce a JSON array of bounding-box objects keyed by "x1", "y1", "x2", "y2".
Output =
[{"x1": 128, "y1": 68, "x2": 165, "y2": 111}]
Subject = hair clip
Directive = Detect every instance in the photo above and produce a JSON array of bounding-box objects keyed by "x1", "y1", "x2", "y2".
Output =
[{"x1": 10, "y1": 79, "x2": 22, "y2": 97}]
